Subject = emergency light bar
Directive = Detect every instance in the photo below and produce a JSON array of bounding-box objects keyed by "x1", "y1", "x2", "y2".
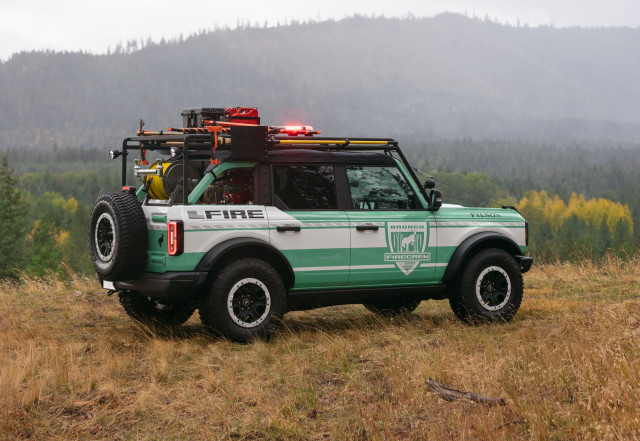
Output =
[{"x1": 270, "y1": 125, "x2": 320, "y2": 136}]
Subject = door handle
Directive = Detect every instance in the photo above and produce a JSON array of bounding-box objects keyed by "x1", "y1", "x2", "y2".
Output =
[
  {"x1": 277, "y1": 225, "x2": 301, "y2": 232},
  {"x1": 356, "y1": 224, "x2": 379, "y2": 231}
]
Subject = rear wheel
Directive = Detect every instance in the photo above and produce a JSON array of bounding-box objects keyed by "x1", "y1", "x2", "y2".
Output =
[
  {"x1": 449, "y1": 248, "x2": 523, "y2": 323},
  {"x1": 364, "y1": 298, "x2": 421, "y2": 317},
  {"x1": 118, "y1": 291, "x2": 196, "y2": 327},
  {"x1": 199, "y1": 258, "x2": 287, "y2": 342}
]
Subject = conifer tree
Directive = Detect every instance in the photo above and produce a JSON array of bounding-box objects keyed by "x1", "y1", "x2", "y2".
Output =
[{"x1": 0, "y1": 155, "x2": 27, "y2": 278}]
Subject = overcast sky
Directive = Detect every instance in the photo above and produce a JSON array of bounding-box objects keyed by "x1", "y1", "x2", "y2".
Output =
[{"x1": 1, "y1": 0, "x2": 639, "y2": 60}]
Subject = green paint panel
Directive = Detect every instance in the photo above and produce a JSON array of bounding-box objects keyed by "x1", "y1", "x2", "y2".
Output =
[
  {"x1": 283, "y1": 248, "x2": 349, "y2": 268},
  {"x1": 135, "y1": 185, "x2": 146, "y2": 201},
  {"x1": 436, "y1": 246, "x2": 456, "y2": 265},
  {"x1": 145, "y1": 229, "x2": 205, "y2": 272},
  {"x1": 145, "y1": 251, "x2": 206, "y2": 273},
  {"x1": 433, "y1": 266, "x2": 447, "y2": 281},
  {"x1": 151, "y1": 214, "x2": 167, "y2": 223},
  {"x1": 284, "y1": 247, "x2": 350, "y2": 289},
  {"x1": 290, "y1": 270, "x2": 351, "y2": 290}
]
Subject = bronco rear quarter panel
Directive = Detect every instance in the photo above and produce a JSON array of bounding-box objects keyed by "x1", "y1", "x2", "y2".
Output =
[{"x1": 143, "y1": 204, "x2": 271, "y2": 273}]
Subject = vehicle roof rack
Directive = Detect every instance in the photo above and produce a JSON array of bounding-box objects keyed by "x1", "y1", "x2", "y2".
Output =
[{"x1": 114, "y1": 124, "x2": 424, "y2": 205}]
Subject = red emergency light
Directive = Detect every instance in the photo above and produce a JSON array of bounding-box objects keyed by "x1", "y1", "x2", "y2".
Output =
[{"x1": 271, "y1": 125, "x2": 321, "y2": 136}]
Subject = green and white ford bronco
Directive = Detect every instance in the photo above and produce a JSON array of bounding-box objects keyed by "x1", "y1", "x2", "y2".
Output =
[{"x1": 89, "y1": 107, "x2": 532, "y2": 342}]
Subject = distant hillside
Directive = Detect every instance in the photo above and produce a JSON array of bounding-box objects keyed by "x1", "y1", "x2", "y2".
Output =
[{"x1": 1, "y1": 14, "x2": 640, "y2": 149}]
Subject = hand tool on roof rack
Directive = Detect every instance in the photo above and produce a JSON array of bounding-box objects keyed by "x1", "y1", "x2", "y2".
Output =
[
  {"x1": 139, "y1": 119, "x2": 148, "y2": 165},
  {"x1": 166, "y1": 127, "x2": 211, "y2": 134}
]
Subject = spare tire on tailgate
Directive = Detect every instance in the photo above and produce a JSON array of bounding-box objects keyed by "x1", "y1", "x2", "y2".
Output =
[{"x1": 88, "y1": 192, "x2": 148, "y2": 281}]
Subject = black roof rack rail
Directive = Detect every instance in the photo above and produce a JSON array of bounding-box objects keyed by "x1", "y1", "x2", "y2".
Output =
[{"x1": 115, "y1": 127, "x2": 428, "y2": 206}]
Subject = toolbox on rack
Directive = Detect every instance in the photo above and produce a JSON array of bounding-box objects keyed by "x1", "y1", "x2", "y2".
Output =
[
  {"x1": 181, "y1": 107, "x2": 260, "y2": 128},
  {"x1": 226, "y1": 107, "x2": 260, "y2": 125},
  {"x1": 181, "y1": 108, "x2": 226, "y2": 128}
]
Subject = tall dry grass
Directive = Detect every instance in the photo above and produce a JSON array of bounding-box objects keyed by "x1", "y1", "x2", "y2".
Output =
[{"x1": 1, "y1": 257, "x2": 639, "y2": 440}]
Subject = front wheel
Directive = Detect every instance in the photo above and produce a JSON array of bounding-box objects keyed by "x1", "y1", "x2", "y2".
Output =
[
  {"x1": 449, "y1": 248, "x2": 523, "y2": 323},
  {"x1": 199, "y1": 258, "x2": 287, "y2": 342}
]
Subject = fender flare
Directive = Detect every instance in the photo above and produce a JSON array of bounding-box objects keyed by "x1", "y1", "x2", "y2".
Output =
[
  {"x1": 442, "y1": 232, "x2": 522, "y2": 282},
  {"x1": 195, "y1": 238, "x2": 295, "y2": 288}
]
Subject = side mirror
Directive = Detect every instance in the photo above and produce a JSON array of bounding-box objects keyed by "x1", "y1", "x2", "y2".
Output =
[
  {"x1": 423, "y1": 179, "x2": 436, "y2": 190},
  {"x1": 429, "y1": 189, "x2": 442, "y2": 210}
]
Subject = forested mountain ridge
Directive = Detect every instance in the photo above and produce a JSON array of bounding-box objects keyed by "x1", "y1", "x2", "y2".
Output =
[{"x1": 1, "y1": 14, "x2": 640, "y2": 149}]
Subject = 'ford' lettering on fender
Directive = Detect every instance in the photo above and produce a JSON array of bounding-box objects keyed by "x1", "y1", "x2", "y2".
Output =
[
  {"x1": 471, "y1": 213, "x2": 501, "y2": 218},
  {"x1": 187, "y1": 209, "x2": 265, "y2": 220}
]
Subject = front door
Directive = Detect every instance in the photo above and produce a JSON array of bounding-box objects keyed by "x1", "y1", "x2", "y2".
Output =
[{"x1": 345, "y1": 165, "x2": 437, "y2": 287}]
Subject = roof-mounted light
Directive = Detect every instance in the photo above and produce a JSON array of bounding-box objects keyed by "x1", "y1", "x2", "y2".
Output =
[{"x1": 271, "y1": 125, "x2": 321, "y2": 136}]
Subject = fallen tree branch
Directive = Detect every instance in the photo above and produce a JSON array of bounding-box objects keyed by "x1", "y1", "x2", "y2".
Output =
[{"x1": 426, "y1": 378, "x2": 506, "y2": 406}]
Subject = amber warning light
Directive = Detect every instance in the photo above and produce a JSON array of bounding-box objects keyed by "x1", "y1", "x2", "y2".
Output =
[{"x1": 168, "y1": 221, "x2": 183, "y2": 256}]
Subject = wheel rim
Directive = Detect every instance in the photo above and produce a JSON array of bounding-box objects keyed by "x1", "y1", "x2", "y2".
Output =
[
  {"x1": 227, "y1": 278, "x2": 271, "y2": 328},
  {"x1": 95, "y1": 213, "x2": 116, "y2": 261},
  {"x1": 475, "y1": 266, "x2": 511, "y2": 311}
]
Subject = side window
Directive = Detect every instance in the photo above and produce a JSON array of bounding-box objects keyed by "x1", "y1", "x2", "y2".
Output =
[
  {"x1": 346, "y1": 166, "x2": 419, "y2": 210},
  {"x1": 273, "y1": 165, "x2": 337, "y2": 210},
  {"x1": 202, "y1": 168, "x2": 254, "y2": 205}
]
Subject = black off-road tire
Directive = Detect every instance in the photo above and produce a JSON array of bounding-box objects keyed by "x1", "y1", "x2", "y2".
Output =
[
  {"x1": 118, "y1": 291, "x2": 196, "y2": 327},
  {"x1": 88, "y1": 192, "x2": 147, "y2": 281},
  {"x1": 199, "y1": 258, "x2": 287, "y2": 343},
  {"x1": 363, "y1": 298, "x2": 421, "y2": 317},
  {"x1": 449, "y1": 248, "x2": 523, "y2": 324}
]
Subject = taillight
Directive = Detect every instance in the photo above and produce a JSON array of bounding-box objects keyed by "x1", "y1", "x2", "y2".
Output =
[
  {"x1": 525, "y1": 221, "x2": 529, "y2": 246},
  {"x1": 168, "y1": 221, "x2": 183, "y2": 256}
]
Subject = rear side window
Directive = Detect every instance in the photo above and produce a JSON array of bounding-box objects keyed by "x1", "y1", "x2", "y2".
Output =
[
  {"x1": 202, "y1": 168, "x2": 254, "y2": 205},
  {"x1": 273, "y1": 165, "x2": 337, "y2": 210},
  {"x1": 346, "y1": 166, "x2": 419, "y2": 210}
]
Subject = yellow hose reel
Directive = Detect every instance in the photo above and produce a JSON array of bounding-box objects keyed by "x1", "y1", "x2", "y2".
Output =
[
  {"x1": 144, "y1": 161, "x2": 171, "y2": 199},
  {"x1": 143, "y1": 160, "x2": 201, "y2": 200}
]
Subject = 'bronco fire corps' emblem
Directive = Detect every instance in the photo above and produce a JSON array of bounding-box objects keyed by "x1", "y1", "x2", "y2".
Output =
[{"x1": 385, "y1": 222, "x2": 430, "y2": 275}]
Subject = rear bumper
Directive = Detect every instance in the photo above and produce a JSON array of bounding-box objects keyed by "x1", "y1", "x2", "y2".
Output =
[
  {"x1": 111, "y1": 271, "x2": 208, "y2": 302},
  {"x1": 515, "y1": 255, "x2": 534, "y2": 273}
]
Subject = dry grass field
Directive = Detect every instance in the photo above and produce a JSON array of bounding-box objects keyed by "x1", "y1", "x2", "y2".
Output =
[{"x1": 1, "y1": 257, "x2": 639, "y2": 440}]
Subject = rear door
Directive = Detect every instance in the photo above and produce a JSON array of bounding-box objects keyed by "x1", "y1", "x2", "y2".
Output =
[
  {"x1": 268, "y1": 164, "x2": 350, "y2": 290},
  {"x1": 345, "y1": 164, "x2": 437, "y2": 287}
]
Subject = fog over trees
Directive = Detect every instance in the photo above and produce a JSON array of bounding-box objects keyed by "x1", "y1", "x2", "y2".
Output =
[
  {"x1": 1, "y1": 14, "x2": 640, "y2": 276},
  {"x1": 1, "y1": 14, "x2": 639, "y2": 149}
]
